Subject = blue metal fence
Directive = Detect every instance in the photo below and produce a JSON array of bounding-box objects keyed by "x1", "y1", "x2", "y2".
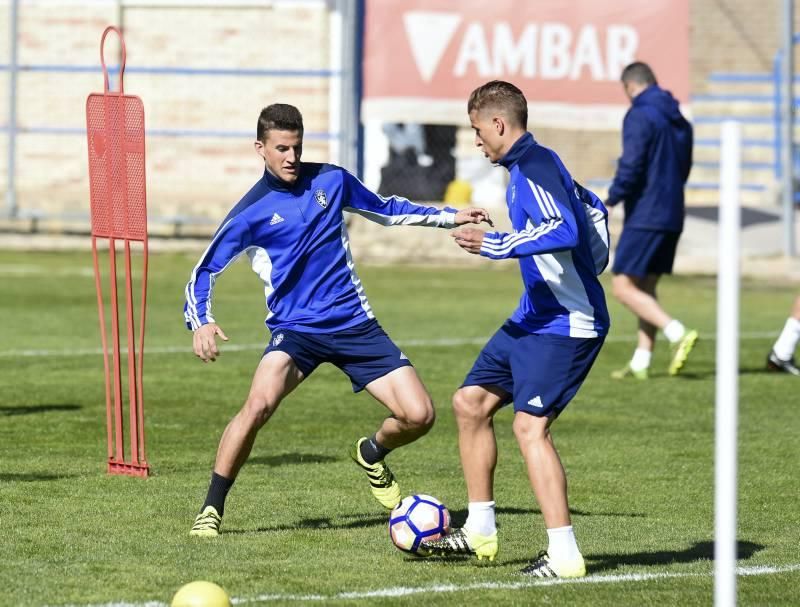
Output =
[{"x1": 0, "y1": 63, "x2": 340, "y2": 140}]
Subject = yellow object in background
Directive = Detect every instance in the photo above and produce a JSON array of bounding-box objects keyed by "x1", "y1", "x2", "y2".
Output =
[{"x1": 443, "y1": 179, "x2": 473, "y2": 206}]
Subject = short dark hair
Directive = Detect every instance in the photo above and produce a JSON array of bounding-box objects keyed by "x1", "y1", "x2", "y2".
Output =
[
  {"x1": 256, "y1": 104, "x2": 304, "y2": 141},
  {"x1": 620, "y1": 62, "x2": 657, "y2": 86},
  {"x1": 467, "y1": 80, "x2": 528, "y2": 129}
]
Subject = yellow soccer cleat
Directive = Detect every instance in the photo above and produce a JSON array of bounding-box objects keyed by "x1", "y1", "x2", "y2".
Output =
[
  {"x1": 668, "y1": 329, "x2": 698, "y2": 376},
  {"x1": 520, "y1": 550, "x2": 586, "y2": 578},
  {"x1": 610, "y1": 363, "x2": 648, "y2": 380},
  {"x1": 349, "y1": 437, "x2": 401, "y2": 510},
  {"x1": 189, "y1": 505, "x2": 222, "y2": 537},
  {"x1": 421, "y1": 527, "x2": 499, "y2": 562}
]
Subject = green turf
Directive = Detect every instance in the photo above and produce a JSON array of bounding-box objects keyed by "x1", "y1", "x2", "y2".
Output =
[{"x1": 1, "y1": 250, "x2": 798, "y2": 606}]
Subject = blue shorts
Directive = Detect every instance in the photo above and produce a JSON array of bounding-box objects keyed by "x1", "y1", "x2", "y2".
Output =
[
  {"x1": 263, "y1": 319, "x2": 412, "y2": 392},
  {"x1": 462, "y1": 322, "x2": 605, "y2": 417},
  {"x1": 612, "y1": 227, "x2": 681, "y2": 277}
]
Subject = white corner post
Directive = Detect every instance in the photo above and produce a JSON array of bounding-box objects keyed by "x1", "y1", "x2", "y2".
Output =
[{"x1": 714, "y1": 120, "x2": 741, "y2": 607}]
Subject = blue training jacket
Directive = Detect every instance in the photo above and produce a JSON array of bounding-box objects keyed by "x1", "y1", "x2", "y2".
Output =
[
  {"x1": 481, "y1": 132, "x2": 610, "y2": 338},
  {"x1": 606, "y1": 84, "x2": 693, "y2": 232},
  {"x1": 184, "y1": 163, "x2": 457, "y2": 333}
]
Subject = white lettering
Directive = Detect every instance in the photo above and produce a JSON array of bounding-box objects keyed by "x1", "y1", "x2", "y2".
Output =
[
  {"x1": 492, "y1": 23, "x2": 537, "y2": 77},
  {"x1": 606, "y1": 25, "x2": 639, "y2": 80},
  {"x1": 454, "y1": 22, "x2": 492, "y2": 77},
  {"x1": 570, "y1": 25, "x2": 605, "y2": 80},
  {"x1": 540, "y1": 23, "x2": 572, "y2": 79},
  {"x1": 445, "y1": 19, "x2": 640, "y2": 82}
]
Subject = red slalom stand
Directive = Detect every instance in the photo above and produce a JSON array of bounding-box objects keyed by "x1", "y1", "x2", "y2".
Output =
[{"x1": 86, "y1": 26, "x2": 149, "y2": 477}]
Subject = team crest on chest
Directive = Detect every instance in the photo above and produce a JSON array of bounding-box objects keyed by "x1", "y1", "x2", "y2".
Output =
[{"x1": 314, "y1": 188, "x2": 328, "y2": 209}]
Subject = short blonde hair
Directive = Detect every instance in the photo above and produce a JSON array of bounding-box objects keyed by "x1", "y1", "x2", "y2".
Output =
[{"x1": 467, "y1": 80, "x2": 527, "y2": 129}]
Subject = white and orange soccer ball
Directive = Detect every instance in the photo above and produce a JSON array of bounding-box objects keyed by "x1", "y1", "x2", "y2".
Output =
[{"x1": 388, "y1": 494, "x2": 451, "y2": 556}]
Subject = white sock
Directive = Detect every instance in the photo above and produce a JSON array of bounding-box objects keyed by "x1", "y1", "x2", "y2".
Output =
[
  {"x1": 663, "y1": 319, "x2": 686, "y2": 343},
  {"x1": 630, "y1": 348, "x2": 652, "y2": 371},
  {"x1": 773, "y1": 317, "x2": 800, "y2": 360},
  {"x1": 464, "y1": 501, "x2": 496, "y2": 537},
  {"x1": 546, "y1": 525, "x2": 581, "y2": 562}
]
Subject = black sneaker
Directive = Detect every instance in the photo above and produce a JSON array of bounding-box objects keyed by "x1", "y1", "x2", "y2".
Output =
[
  {"x1": 421, "y1": 527, "x2": 498, "y2": 561},
  {"x1": 767, "y1": 351, "x2": 800, "y2": 376},
  {"x1": 519, "y1": 550, "x2": 586, "y2": 578}
]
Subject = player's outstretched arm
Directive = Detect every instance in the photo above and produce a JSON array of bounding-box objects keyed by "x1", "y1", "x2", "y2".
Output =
[
  {"x1": 193, "y1": 322, "x2": 229, "y2": 363},
  {"x1": 342, "y1": 170, "x2": 472, "y2": 228},
  {"x1": 454, "y1": 208, "x2": 494, "y2": 227}
]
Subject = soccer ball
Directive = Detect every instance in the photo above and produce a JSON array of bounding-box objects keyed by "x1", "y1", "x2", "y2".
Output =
[
  {"x1": 171, "y1": 581, "x2": 231, "y2": 607},
  {"x1": 389, "y1": 494, "x2": 450, "y2": 556}
]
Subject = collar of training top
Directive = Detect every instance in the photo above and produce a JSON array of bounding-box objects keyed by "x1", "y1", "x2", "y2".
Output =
[
  {"x1": 498, "y1": 132, "x2": 535, "y2": 169},
  {"x1": 262, "y1": 167, "x2": 300, "y2": 193}
]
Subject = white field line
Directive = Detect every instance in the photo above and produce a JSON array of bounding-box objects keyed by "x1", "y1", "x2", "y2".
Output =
[
  {"x1": 47, "y1": 562, "x2": 800, "y2": 607},
  {"x1": 0, "y1": 331, "x2": 779, "y2": 359},
  {"x1": 0, "y1": 264, "x2": 95, "y2": 277}
]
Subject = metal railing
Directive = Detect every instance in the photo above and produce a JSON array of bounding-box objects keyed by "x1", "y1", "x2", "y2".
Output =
[{"x1": 771, "y1": 33, "x2": 800, "y2": 182}]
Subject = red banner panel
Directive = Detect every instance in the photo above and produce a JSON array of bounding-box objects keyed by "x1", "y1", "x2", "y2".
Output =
[{"x1": 363, "y1": 0, "x2": 689, "y2": 125}]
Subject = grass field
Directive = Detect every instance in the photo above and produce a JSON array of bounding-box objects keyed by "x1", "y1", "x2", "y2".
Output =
[{"x1": 2, "y1": 249, "x2": 799, "y2": 607}]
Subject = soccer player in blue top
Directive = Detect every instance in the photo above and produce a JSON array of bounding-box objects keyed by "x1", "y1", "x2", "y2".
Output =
[
  {"x1": 606, "y1": 62, "x2": 697, "y2": 380},
  {"x1": 422, "y1": 81, "x2": 610, "y2": 579},
  {"x1": 184, "y1": 103, "x2": 492, "y2": 537}
]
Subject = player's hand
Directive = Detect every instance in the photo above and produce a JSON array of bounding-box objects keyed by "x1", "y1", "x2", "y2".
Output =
[
  {"x1": 454, "y1": 207, "x2": 494, "y2": 227},
  {"x1": 193, "y1": 323, "x2": 229, "y2": 363},
  {"x1": 451, "y1": 226, "x2": 486, "y2": 255}
]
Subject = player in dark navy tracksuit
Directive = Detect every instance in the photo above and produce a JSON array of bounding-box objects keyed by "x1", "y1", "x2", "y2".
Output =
[
  {"x1": 184, "y1": 104, "x2": 492, "y2": 536},
  {"x1": 606, "y1": 62, "x2": 698, "y2": 380}
]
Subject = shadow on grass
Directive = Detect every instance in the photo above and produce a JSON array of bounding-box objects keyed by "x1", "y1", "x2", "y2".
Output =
[
  {"x1": 226, "y1": 512, "x2": 388, "y2": 535},
  {"x1": 0, "y1": 404, "x2": 81, "y2": 416},
  {"x1": 582, "y1": 540, "x2": 764, "y2": 572},
  {"x1": 247, "y1": 453, "x2": 338, "y2": 466},
  {"x1": 0, "y1": 472, "x2": 76, "y2": 482},
  {"x1": 674, "y1": 365, "x2": 780, "y2": 380},
  {"x1": 226, "y1": 506, "x2": 646, "y2": 536},
  {"x1": 448, "y1": 507, "x2": 645, "y2": 528}
]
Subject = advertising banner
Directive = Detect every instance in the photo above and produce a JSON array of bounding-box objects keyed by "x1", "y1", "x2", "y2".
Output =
[{"x1": 362, "y1": 0, "x2": 689, "y2": 129}]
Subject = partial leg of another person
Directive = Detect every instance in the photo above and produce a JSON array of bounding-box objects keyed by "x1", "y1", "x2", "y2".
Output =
[
  {"x1": 767, "y1": 295, "x2": 800, "y2": 375},
  {"x1": 511, "y1": 335, "x2": 603, "y2": 578},
  {"x1": 350, "y1": 365, "x2": 435, "y2": 509},
  {"x1": 611, "y1": 229, "x2": 697, "y2": 377},
  {"x1": 421, "y1": 384, "x2": 505, "y2": 560},
  {"x1": 513, "y1": 412, "x2": 585, "y2": 578},
  {"x1": 191, "y1": 351, "x2": 305, "y2": 536},
  {"x1": 342, "y1": 325, "x2": 436, "y2": 510},
  {"x1": 422, "y1": 324, "x2": 518, "y2": 561},
  {"x1": 611, "y1": 273, "x2": 660, "y2": 379}
]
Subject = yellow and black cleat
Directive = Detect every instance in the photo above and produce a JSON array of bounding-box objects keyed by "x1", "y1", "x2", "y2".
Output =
[
  {"x1": 349, "y1": 437, "x2": 401, "y2": 510},
  {"x1": 189, "y1": 505, "x2": 222, "y2": 537}
]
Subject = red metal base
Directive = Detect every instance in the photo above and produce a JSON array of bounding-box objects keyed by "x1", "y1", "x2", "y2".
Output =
[{"x1": 108, "y1": 459, "x2": 149, "y2": 477}]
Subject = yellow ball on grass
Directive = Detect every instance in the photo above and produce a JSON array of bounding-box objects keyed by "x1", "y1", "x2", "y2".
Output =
[{"x1": 171, "y1": 581, "x2": 231, "y2": 607}]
